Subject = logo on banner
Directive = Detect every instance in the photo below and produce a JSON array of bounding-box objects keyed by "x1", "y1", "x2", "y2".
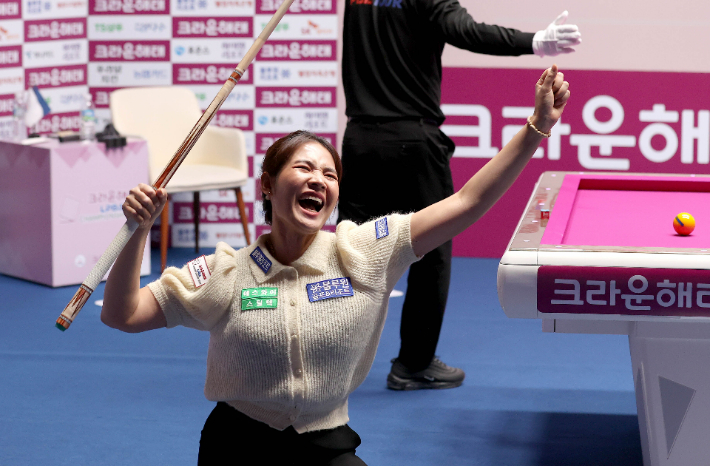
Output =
[
  {"x1": 23, "y1": 41, "x2": 86, "y2": 68},
  {"x1": 174, "y1": 201, "x2": 247, "y2": 223},
  {"x1": 0, "y1": 0, "x2": 21, "y2": 19},
  {"x1": 258, "y1": 87, "x2": 335, "y2": 107},
  {"x1": 89, "y1": 87, "x2": 120, "y2": 108},
  {"x1": 0, "y1": 45, "x2": 21, "y2": 68},
  {"x1": 301, "y1": 19, "x2": 334, "y2": 35},
  {"x1": 442, "y1": 68, "x2": 710, "y2": 171},
  {"x1": 90, "y1": 17, "x2": 171, "y2": 39},
  {"x1": 43, "y1": 87, "x2": 89, "y2": 113},
  {"x1": 91, "y1": 0, "x2": 170, "y2": 14},
  {"x1": 0, "y1": 68, "x2": 22, "y2": 91},
  {"x1": 255, "y1": 62, "x2": 337, "y2": 86},
  {"x1": 211, "y1": 110, "x2": 252, "y2": 130},
  {"x1": 256, "y1": 133, "x2": 335, "y2": 154},
  {"x1": 173, "y1": 17, "x2": 252, "y2": 37},
  {"x1": 26, "y1": 65, "x2": 87, "y2": 88},
  {"x1": 0, "y1": 94, "x2": 14, "y2": 116},
  {"x1": 257, "y1": 0, "x2": 334, "y2": 13},
  {"x1": 258, "y1": 40, "x2": 335, "y2": 61},
  {"x1": 212, "y1": 0, "x2": 254, "y2": 11},
  {"x1": 0, "y1": 21, "x2": 21, "y2": 43},
  {"x1": 30, "y1": 112, "x2": 82, "y2": 134},
  {"x1": 256, "y1": 109, "x2": 336, "y2": 132},
  {"x1": 25, "y1": 18, "x2": 87, "y2": 42},
  {"x1": 171, "y1": 39, "x2": 250, "y2": 63},
  {"x1": 91, "y1": 41, "x2": 170, "y2": 61},
  {"x1": 173, "y1": 64, "x2": 236, "y2": 84}
]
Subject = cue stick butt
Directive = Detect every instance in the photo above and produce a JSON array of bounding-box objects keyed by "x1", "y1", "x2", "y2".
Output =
[
  {"x1": 56, "y1": 220, "x2": 138, "y2": 331},
  {"x1": 56, "y1": 284, "x2": 93, "y2": 331}
]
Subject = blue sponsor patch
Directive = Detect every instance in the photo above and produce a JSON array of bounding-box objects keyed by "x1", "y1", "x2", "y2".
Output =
[
  {"x1": 307, "y1": 277, "x2": 354, "y2": 303},
  {"x1": 375, "y1": 217, "x2": 389, "y2": 239},
  {"x1": 250, "y1": 246, "x2": 272, "y2": 274}
]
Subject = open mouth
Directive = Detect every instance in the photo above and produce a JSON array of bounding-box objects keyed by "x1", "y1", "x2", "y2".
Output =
[{"x1": 298, "y1": 195, "x2": 324, "y2": 213}]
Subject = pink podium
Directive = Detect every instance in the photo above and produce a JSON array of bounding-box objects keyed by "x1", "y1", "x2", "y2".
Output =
[{"x1": 0, "y1": 138, "x2": 150, "y2": 287}]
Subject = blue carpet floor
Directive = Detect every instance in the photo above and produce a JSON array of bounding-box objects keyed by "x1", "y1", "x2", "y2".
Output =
[{"x1": 0, "y1": 248, "x2": 642, "y2": 465}]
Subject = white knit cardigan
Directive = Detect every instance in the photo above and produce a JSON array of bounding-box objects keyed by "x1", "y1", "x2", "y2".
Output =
[{"x1": 148, "y1": 214, "x2": 418, "y2": 433}]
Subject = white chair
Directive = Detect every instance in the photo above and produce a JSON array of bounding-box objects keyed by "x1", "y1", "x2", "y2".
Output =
[{"x1": 110, "y1": 86, "x2": 251, "y2": 271}]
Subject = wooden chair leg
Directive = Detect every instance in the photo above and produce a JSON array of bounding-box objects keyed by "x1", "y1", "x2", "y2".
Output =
[
  {"x1": 193, "y1": 191, "x2": 200, "y2": 253},
  {"x1": 160, "y1": 195, "x2": 169, "y2": 273},
  {"x1": 235, "y1": 187, "x2": 251, "y2": 245}
]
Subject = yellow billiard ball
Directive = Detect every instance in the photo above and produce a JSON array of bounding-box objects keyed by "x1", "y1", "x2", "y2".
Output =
[{"x1": 673, "y1": 212, "x2": 695, "y2": 236}]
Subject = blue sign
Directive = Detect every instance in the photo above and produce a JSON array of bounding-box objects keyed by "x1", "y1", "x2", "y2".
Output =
[
  {"x1": 307, "y1": 277, "x2": 354, "y2": 303},
  {"x1": 375, "y1": 217, "x2": 389, "y2": 239},
  {"x1": 250, "y1": 247, "x2": 272, "y2": 274}
]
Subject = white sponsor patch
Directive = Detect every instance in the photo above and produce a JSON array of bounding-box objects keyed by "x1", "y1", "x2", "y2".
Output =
[{"x1": 188, "y1": 255, "x2": 211, "y2": 287}]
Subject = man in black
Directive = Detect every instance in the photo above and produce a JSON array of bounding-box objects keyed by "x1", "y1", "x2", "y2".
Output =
[{"x1": 339, "y1": 3, "x2": 581, "y2": 390}]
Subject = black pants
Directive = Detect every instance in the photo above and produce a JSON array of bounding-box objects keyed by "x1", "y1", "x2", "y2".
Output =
[
  {"x1": 338, "y1": 118, "x2": 455, "y2": 372},
  {"x1": 198, "y1": 402, "x2": 367, "y2": 465}
]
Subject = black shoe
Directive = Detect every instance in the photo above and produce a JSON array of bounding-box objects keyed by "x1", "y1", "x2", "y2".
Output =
[{"x1": 387, "y1": 357, "x2": 465, "y2": 391}]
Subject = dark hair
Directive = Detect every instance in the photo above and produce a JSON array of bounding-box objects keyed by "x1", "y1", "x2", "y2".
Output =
[{"x1": 260, "y1": 130, "x2": 342, "y2": 225}]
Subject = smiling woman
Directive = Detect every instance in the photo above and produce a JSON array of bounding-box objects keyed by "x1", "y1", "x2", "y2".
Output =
[
  {"x1": 260, "y1": 131, "x2": 342, "y2": 222},
  {"x1": 99, "y1": 65, "x2": 569, "y2": 465},
  {"x1": 259, "y1": 131, "x2": 342, "y2": 265}
]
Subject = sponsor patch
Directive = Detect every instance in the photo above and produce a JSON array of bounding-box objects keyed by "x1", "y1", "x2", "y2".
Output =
[
  {"x1": 250, "y1": 246, "x2": 272, "y2": 274},
  {"x1": 307, "y1": 277, "x2": 353, "y2": 303},
  {"x1": 375, "y1": 217, "x2": 388, "y2": 239},
  {"x1": 187, "y1": 255, "x2": 211, "y2": 287},
  {"x1": 241, "y1": 287, "x2": 278, "y2": 310}
]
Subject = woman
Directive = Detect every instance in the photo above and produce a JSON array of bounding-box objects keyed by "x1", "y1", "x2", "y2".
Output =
[{"x1": 101, "y1": 65, "x2": 569, "y2": 464}]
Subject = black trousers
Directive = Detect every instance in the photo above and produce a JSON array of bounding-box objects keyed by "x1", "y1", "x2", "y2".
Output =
[
  {"x1": 338, "y1": 118, "x2": 455, "y2": 372},
  {"x1": 198, "y1": 402, "x2": 367, "y2": 465}
]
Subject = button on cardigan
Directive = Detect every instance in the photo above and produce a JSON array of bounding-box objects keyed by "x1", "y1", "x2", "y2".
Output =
[{"x1": 147, "y1": 214, "x2": 419, "y2": 433}]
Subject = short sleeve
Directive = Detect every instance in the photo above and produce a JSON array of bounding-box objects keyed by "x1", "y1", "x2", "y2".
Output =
[
  {"x1": 335, "y1": 213, "x2": 420, "y2": 292},
  {"x1": 147, "y1": 242, "x2": 239, "y2": 331}
]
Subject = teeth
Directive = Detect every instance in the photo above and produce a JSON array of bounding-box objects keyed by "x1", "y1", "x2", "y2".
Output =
[{"x1": 303, "y1": 196, "x2": 323, "y2": 206}]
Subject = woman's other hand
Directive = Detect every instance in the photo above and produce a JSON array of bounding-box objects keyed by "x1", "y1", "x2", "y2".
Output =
[
  {"x1": 122, "y1": 184, "x2": 168, "y2": 229},
  {"x1": 530, "y1": 64, "x2": 570, "y2": 134}
]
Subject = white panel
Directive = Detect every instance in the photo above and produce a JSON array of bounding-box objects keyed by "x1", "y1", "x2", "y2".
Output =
[
  {"x1": 538, "y1": 251, "x2": 710, "y2": 270},
  {"x1": 496, "y1": 263, "x2": 538, "y2": 319}
]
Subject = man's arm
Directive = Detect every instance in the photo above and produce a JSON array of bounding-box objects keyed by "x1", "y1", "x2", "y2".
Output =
[
  {"x1": 423, "y1": 0, "x2": 535, "y2": 55},
  {"x1": 422, "y1": 0, "x2": 581, "y2": 57}
]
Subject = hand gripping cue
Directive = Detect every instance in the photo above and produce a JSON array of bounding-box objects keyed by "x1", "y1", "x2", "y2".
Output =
[{"x1": 55, "y1": 0, "x2": 295, "y2": 331}]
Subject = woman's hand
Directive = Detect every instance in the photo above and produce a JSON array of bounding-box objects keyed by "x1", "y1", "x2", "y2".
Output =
[
  {"x1": 122, "y1": 184, "x2": 167, "y2": 229},
  {"x1": 530, "y1": 64, "x2": 570, "y2": 134}
]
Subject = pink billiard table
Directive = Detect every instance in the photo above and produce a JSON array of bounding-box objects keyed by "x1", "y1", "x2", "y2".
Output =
[{"x1": 498, "y1": 172, "x2": 710, "y2": 466}]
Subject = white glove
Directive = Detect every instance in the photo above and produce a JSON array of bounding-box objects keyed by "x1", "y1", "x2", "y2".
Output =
[{"x1": 533, "y1": 11, "x2": 582, "y2": 57}]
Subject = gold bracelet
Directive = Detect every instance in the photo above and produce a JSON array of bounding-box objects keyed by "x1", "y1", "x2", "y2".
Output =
[{"x1": 527, "y1": 116, "x2": 551, "y2": 138}]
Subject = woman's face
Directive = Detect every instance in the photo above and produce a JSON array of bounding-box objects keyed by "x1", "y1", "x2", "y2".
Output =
[{"x1": 263, "y1": 142, "x2": 339, "y2": 237}]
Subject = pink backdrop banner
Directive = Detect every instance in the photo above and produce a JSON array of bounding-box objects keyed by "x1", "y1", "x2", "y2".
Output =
[{"x1": 441, "y1": 67, "x2": 710, "y2": 258}]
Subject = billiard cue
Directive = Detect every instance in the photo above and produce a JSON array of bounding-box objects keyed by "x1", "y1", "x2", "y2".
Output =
[{"x1": 55, "y1": 0, "x2": 295, "y2": 331}]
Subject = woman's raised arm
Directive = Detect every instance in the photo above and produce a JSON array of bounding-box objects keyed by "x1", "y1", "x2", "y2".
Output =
[
  {"x1": 410, "y1": 65, "x2": 570, "y2": 257},
  {"x1": 101, "y1": 184, "x2": 169, "y2": 333}
]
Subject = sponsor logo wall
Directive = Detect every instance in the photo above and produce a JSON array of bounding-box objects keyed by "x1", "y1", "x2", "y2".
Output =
[
  {"x1": 1, "y1": 0, "x2": 338, "y2": 248},
  {"x1": 442, "y1": 67, "x2": 710, "y2": 258}
]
